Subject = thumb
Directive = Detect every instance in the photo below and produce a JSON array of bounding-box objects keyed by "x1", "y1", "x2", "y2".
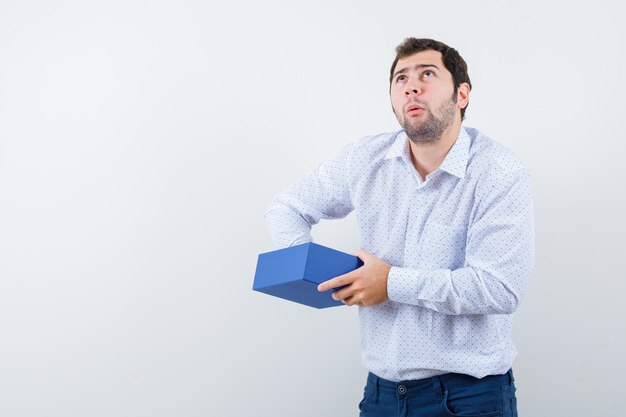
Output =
[{"x1": 355, "y1": 249, "x2": 371, "y2": 261}]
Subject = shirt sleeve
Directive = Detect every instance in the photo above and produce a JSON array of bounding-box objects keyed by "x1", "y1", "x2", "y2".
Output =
[
  {"x1": 387, "y1": 168, "x2": 535, "y2": 315},
  {"x1": 264, "y1": 144, "x2": 354, "y2": 249}
]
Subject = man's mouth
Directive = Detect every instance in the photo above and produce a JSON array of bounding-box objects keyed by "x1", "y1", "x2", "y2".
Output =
[{"x1": 406, "y1": 104, "x2": 424, "y2": 115}]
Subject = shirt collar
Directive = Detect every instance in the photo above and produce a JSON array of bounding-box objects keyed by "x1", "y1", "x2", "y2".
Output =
[
  {"x1": 385, "y1": 127, "x2": 470, "y2": 179},
  {"x1": 384, "y1": 130, "x2": 410, "y2": 160},
  {"x1": 438, "y1": 127, "x2": 470, "y2": 179}
]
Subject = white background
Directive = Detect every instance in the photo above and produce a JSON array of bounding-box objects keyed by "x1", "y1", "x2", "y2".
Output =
[{"x1": 0, "y1": 1, "x2": 624, "y2": 416}]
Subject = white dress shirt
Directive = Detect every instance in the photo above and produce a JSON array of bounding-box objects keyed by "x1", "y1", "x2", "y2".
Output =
[{"x1": 264, "y1": 126, "x2": 535, "y2": 381}]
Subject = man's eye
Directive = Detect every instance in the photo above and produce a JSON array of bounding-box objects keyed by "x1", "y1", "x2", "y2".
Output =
[
  {"x1": 396, "y1": 75, "x2": 407, "y2": 82},
  {"x1": 423, "y1": 71, "x2": 434, "y2": 78}
]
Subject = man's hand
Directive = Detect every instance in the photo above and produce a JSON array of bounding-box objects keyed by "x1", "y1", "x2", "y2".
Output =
[{"x1": 317, "y1": 249, "x2": 391, "y2": 307}]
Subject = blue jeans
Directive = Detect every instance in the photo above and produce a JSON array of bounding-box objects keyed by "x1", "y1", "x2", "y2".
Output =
[{"x1": 358, "y1": 369, "x2": 518, "y2": 417}]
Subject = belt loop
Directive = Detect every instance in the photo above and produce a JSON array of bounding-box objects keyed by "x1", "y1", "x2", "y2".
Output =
[
  {"x1": 508, "y1": 369, "x2": 515, "y2": 385},
  {"x1": 431, "y1": 375, "x2": 443, "y2": 402}
]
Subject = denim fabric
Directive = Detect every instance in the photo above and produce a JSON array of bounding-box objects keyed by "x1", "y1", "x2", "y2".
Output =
[{"x1": 359, "y1": 369, "x2": 517, "y2": 417}]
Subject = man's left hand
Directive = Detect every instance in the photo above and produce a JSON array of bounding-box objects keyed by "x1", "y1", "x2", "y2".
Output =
[{"x1": 317, "y1": 249, "x2": 391, "y2": 307}]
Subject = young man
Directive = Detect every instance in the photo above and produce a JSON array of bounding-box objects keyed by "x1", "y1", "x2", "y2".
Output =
[{"x1": 264, "y1": 38, "x2": 533, "y2": 417}]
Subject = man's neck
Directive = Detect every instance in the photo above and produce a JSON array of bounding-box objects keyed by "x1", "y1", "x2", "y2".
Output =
[{"x1": 408, "y1": 121, "x2": 462, "y2": 181}]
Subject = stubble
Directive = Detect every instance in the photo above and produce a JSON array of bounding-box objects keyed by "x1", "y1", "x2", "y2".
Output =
[{"x1": 401, "y1": 93, "x2": 457, "y2": 144}]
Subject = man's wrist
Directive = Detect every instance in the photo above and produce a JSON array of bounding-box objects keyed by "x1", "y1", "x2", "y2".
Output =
[{"x1": 386, "y1": 266, "x2": 420, "y2": 304}]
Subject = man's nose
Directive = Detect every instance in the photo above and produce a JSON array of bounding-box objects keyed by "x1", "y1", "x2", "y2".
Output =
[{"x1": 404, "y1": 84, "x2": 422, "y2": 96}]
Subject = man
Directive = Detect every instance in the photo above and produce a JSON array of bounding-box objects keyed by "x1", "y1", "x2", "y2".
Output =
[{"x1": 264, "y1": 38, "x2": 533, "y2": 417}]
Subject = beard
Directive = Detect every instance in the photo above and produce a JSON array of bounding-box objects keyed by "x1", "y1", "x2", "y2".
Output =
[{"x1": 400, "y1": 93, "x2": 457, "y2": 144}]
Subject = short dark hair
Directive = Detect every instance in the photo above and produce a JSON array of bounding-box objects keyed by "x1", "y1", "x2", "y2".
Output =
[{"x1": 390, "y1": 38, "x2": 472, "y2": 120}]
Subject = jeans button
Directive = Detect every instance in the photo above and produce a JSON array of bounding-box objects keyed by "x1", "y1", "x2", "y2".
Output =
[{"x1": 398, "y1": 385, "x2": 407, "y2": 395}]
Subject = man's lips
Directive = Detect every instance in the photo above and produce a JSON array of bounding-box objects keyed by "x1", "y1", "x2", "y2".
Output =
[{"x1": 406, "y1": 104, "x2": 425, "y2": 115}]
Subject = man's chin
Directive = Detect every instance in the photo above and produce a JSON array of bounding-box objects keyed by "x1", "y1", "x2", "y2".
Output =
[
  {"x1": 403, "y1": 120, "x2": 440, "y2": 144},
  {"x1": 407, "y1": 134, "x2": 440, "y2": 145}
]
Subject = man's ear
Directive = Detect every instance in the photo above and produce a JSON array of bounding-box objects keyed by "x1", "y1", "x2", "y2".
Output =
[{"x1": 457, "y1": 82, "x2": 470, "y2": 110}]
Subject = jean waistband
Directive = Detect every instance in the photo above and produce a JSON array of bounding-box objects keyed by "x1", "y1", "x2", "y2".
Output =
[{"x1": 366, "y1": 369, "x2": 514, "y2": 398}]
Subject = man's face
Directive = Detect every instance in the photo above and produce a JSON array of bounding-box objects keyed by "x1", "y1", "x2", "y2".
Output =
[{"x1": 390, "y1": 50, "x2": 462, "y2": 143}]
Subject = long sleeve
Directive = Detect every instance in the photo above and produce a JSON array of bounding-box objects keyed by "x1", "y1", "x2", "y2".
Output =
[
  {"x1": 264, "y1": 144, "x2": 354, "y2": 249},
  {"x1": 387, "y1": 168, "x2": 535, "y2": 315}
]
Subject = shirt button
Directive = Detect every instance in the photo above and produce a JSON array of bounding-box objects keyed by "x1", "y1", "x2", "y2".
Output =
[{"x1": 398, "y1": 385, "x2": 407, "y2": 395}]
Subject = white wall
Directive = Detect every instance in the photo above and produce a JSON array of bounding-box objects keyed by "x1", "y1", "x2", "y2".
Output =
[{"x1": 0, "y1": 1, "x2": 624, "y2": 416}]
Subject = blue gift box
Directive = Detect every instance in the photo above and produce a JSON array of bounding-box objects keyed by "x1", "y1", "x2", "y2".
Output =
[{"x1": 253, "y1": 242, "x2": 364, "y2": 308}]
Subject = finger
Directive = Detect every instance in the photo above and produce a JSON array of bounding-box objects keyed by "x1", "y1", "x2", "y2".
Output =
[
  {"x1": 343, "y1": 295, "x2": 359, "y2": 307},
  {"x1": 331, "y1": 285, "x2": 354, "y2": 301},
  {"x1": 317, "y1": 270, "x2": 356, "y2": 292}
]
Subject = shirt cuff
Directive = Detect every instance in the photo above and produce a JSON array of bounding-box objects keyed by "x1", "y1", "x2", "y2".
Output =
[{"x1": 387, "y1": 266, "x2": 420, "y2": 304}]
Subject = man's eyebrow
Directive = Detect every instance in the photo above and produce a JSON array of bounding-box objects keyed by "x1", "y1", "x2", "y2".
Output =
[{"x1": 393, "y1": 64, "x2": 441, "y2": 80}]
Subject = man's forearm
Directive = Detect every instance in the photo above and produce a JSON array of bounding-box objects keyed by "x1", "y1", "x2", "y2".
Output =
[
  {"x1": 264, "y1": 196, "x2": 315, "y2": 249},
  {"x1": 387, "y1": 263, "x2": 531, "y2": 315}
]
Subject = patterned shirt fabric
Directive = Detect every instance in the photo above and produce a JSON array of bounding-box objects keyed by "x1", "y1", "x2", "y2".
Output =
[{"x1": 264, "y1": 126, "x2": 535, "y2": 382}]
